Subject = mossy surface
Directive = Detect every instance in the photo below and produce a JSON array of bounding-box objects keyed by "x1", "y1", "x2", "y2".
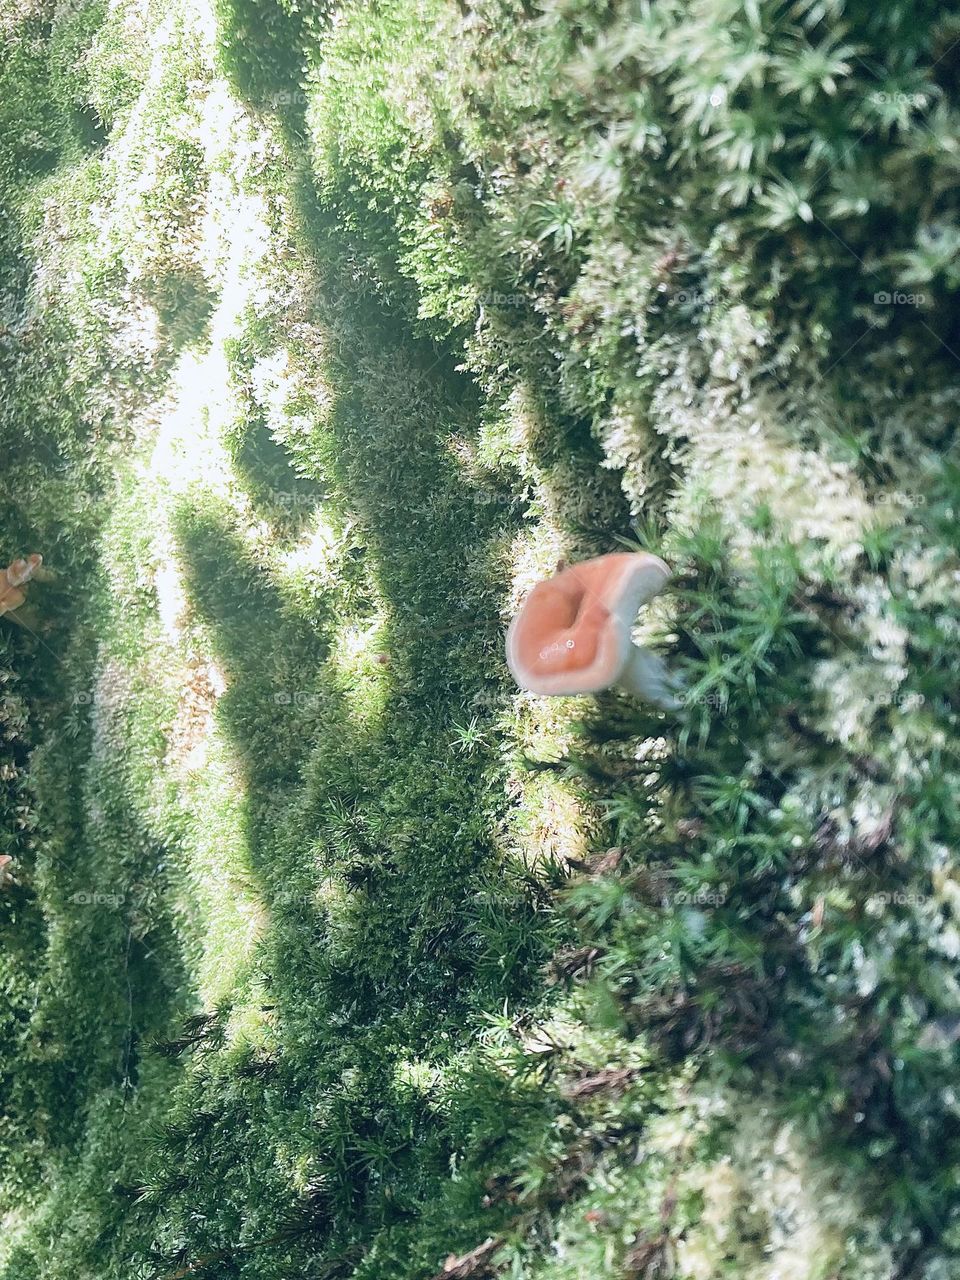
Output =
[{"x1": 0, "y1": 0, "x2": 959, "y2": 1278}]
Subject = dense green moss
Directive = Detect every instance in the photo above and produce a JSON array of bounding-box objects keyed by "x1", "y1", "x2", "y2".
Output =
[{"x1": 1, "y1": 0, "x2": 959, "y2": 1276}]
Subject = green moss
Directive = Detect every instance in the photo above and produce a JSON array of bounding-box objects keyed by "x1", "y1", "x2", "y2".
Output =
[{"x1": 2, "y1": 0, "x2": 960, "y2": 1275}]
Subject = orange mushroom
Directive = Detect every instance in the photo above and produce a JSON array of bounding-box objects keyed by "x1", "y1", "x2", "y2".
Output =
[
  {"x1": 0, "y1": 554, "x2": 43, "y2": 618},
  {"x1": 506, "y1": 552, "x2": 680, "y2": 707}
]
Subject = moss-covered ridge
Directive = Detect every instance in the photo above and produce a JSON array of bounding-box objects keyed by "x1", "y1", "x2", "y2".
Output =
[{"x1": 0, "y1": 0, "x2": 958, "y2": 1277}]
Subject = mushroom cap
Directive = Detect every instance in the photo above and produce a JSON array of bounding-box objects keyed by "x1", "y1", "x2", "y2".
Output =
[
  {"x1": 6, "y1": 554, "x2": 41, "y2": 588},
  {"x1": 506, "y1": 551, "x2": 671, "y2": 695},
  {"x1": 0, "y1": 582, "x2": 26, "y2": 615}
]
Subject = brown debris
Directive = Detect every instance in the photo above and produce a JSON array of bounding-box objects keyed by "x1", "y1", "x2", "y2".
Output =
[
  {"x1": 165, "y1": 658, "x2": 224, "y2": 775},
  {"x1": 433, "y1": 1237, "x2": 503, "y2": 1279},
  {"x1": 560, "y1": 1067, "x2": 637, "y2": 1103},
  {"x1": 480, "y1": 1174, "x2": 519, "y2": 1209},
  {"x1": 654, "y1": 245, "x2": 684, "y2": 277},
  {"x1": 549, "y1": 945, "x2": 605, "y2": 982},
  {"x1": 814, "y1": 815, "x2": 840, "y2": 854},
  {"x1": 551, "y1": 1141, "x2": 595, "y2": 1200},
  {"x1": 854, "y1": 805, "x2": 896, "y2": 856},
  {"x1": 590, "y1": 846, "x2": 625, "y2": 875},
  {"x1": 814, "y1": 804, "x2": 897, "y2": 867},
  {"x1": 623, "y1": 1233, "x2": 673, "y2": 1278},
  {"x1": 427, "y1": 191, "x2": 454, "y2": 220},
  {"x1": 567, "y1": 846, "x2": 624, "y2": 877},
  {"x1": 675, "y1": 819, "x2": 705, "y2": 840},
  {"x1": 658, "y1": 1181, "x2": 678, "y2": 1226}
]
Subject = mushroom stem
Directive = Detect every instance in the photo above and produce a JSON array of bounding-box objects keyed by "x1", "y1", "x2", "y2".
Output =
[{"x1": 615, "y1": 644, "x2": 682, "y2": 710}]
